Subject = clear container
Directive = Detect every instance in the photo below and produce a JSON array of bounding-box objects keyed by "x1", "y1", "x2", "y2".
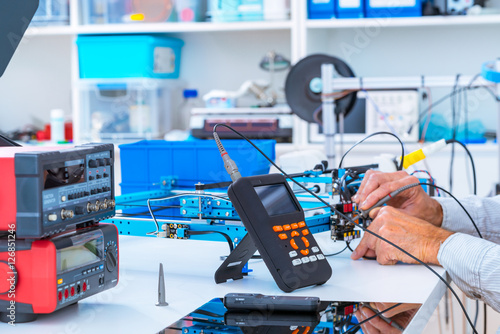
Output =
[
  {"x1": 31, "y1": 0, "x2": 69, "y2": 26},
  {"x1": 81, "y1": 0, "x2": 174, "y2": 25},
  {"x1": 78, "y1": 79, "x2": 183, "y2": 142},
  {"x1": 207, "y1": 0, "x2": 240, "y2": 22},
  {"x1": 176, "y1": 0, "x2": 206, "y2": 21}
]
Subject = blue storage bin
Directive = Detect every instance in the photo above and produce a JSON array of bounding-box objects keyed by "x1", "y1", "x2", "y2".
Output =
[
  {"x1": 335, "y1": 0, "x2": 364, "y2": 18},
  {"x1": 308, "y1": 0, "x2": 335, "y2": 19},
  {"x1": 364, "y1": 0, "x2": 422, "y2": 17},
  {"x1": 119, "y1": 139, "x2": 276, "y2": 193},
  {"x1": 77, "y1": 35, "x2": 184, "y2": 79}
]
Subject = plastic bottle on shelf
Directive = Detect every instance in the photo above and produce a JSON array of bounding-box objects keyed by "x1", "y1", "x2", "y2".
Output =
[
  {"x1": 263, "y1": 0, "x2": 289, "y2": 20},
  {"x1": 178, "y1": 89, "x2": 202, "y2": 130},
  {"x1": 50, "y1": 109, "x2": 65, "y2": 143},
  {"x1": 176, "y1": 0, "x2": 204, "y2": 22}
]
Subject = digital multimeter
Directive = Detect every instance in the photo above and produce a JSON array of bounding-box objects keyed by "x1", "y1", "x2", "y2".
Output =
[{"x1": 227, "y1": 173, "x2": 332, "y2": 292}]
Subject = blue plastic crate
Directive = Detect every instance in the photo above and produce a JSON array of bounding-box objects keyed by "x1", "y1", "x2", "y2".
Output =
[
  {"x1": 77, "y1": 35, "x2": 184, "y2": 79},
  {"x1": 335, "y1": 0, "x2": 364, "y2": 18},
  {"x1": 364, "y1": 0, "x2": 422, "y2": 17},
  {"x1": 119, "y1": 139, "x2": 276, "y2": 193},
  {"x1": 308, "y1": 0, "x2": 335, "y2": 19}
]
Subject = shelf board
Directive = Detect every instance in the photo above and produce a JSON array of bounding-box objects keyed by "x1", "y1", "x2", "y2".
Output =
[
  {"x1": 25, "y1": 25, "x2": 75, "y2": 36},
  {"x1": 76, "y1": 20, "x2": 292, "y2": 35},
  {"x1": 306, "y1": 14, "x2": 500, "y2": 29}
]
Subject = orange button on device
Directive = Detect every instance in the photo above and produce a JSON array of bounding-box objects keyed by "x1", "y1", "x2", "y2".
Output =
[
  {"x1": 278, "y1": 233, "x2": 288, "y2": 240},
  {"x1": 301, "y1": 237, "x2": 310, "y2": 248},
  {"x1": 302, "y1": 229, "x2": 310, "y2": 236},
  {"x1": 273, "y1": 225, "x2": 283, "y2": 232},
  {"x1": 304, "y1": 326, "x2": 311, "y2": 334},
  {"x1": 291, "y1": 223, "x2": 299, "y2": 229},
  {"x1": 290, "y1": 239, "x2": 299, "y2": 250},
  {"x1": 298, "y1": 221, "x2": 306, "y2": 228},
  {"x1": 301, "y1": 249, "x2": 310, "y2": 256},
  {"x1": 292, "y1": 329, "x2": 299, "y2": 334},
  {"x1": 283, "y1": 224, "x2": 291, "y2": 231},
  {"x1": 291, "y1": 231, "x2": 300, "y2": 237}
]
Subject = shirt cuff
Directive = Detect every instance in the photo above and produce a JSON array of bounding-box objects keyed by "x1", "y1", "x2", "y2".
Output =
[{"x1": 434, "y1": 197, "x2": 476, "y2": 233}]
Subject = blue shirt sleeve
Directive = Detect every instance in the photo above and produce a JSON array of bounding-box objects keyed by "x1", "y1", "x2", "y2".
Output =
[{"x1": 437, "y1": 233, "x2": 500, "y2": 312}]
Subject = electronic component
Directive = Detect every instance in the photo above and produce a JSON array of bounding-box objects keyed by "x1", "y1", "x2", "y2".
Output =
[
  {"x1": 0, "y1": 143, "x2": 115, "y2": 238},
  {"x1": 224, "y1": 293, "x2": 320, "y2": 313},
  {"x1": 0, "y1": 224, "x2": 119, "y2": 322},
  {"x1": 329, "y1": 301, "x2": 360, "y2": 323},
  {"x1": 225, "y1": 173, "x2": 332, "y2": 292},
  {"x1": 331, "y1": 202, "x2": 362, "y2": 241},
  {"x1": 190, "y1": 107, "x2": 293, "y2": 142}
]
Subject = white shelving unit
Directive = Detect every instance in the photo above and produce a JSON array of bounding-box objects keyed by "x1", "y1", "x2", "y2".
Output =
[{"x1": 5, "y1": 1, "x2": 500, "y2": 144}]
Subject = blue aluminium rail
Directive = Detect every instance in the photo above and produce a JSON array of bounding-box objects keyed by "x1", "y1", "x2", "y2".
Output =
[{"x1": 105, "y1": 188, "x2": 332, "y2": 241}]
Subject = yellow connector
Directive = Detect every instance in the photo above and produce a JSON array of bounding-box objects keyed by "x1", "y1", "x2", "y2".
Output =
[{"x1": 401, "y1": 139, "x2": 447, "y2": 170}]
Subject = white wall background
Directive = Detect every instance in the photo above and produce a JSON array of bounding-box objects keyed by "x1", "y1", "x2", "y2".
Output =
[{"x1": 0, "y1": 35, "x2": 72, "y2": 133}]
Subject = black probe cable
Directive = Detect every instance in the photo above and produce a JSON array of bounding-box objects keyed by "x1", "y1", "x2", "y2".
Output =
[
  {"x1": 343, "y1": 302, "x2": 403, "y2": 334},
  {"x1": 443, "y1": 139, "x2": 483, "y2": 333},
  {"x1": 212, "y1": 123, "x2": 478, "y2": 334},
  {"x1": 338, "y1": 131, "x2": 405, "y2": 171},
  {"x1": 445, "y1": 139, "x2": 477, "y2": 197}
]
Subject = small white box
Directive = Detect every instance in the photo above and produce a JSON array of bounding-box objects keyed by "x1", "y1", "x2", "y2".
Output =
[{"x1": 78, "y1": 79, "x2": 182, "y2": 142}]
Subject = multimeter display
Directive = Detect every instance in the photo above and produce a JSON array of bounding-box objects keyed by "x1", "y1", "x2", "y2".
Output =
[{"x1": 254, "y1": 184, "x2": 299, "y2": 216}]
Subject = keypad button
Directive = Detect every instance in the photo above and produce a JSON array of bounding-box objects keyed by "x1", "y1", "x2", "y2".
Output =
[
  {"x1": 289, "y1": 251, "x2": 298, "y2": 258},
  {"x1": 273, "y1": 225, "x2": 283, "y2": 232},
  {"x1": 290, "y1": 239, "x2": 299, "y2": 250},
  {"x1": 278, "y1": 233, "x2": 288, "y2": 240},
  {"x1": 300, "y1": 249, "x2": 310, "y2": 256},
  {"x1": 292, "y1": 259, "x2": 302, "y2": 266},
  {"x1": 291, "y1": 223, "x2": 299, "y2": 229},
  {"x1": 298, "y1": 221, "x2": 306, "y2": 228},
  {"x1": 283, "y1": 224, "x2": 291, "y2": 231},
  {"x1": 317, "y1": 254, "x2": 325, "y2": 260},
  {"x1": 302, "y1": 229, "x2": 310, "y2": 236},
  {"x1": 309, "y1": 255, "x2": 318, "y2": 262},
  {"x1": 301, "y1": 237, "x2": 310, "y2": 248},
  {"x1": 301, "y1": 257, "x2": 310, "y2": 264},
  {"x1": 312, "y1": 246, "x2": 320, "y2": 253},
  {"x1": 291, "y1": 231, "x2": 300, "y2": 237}
]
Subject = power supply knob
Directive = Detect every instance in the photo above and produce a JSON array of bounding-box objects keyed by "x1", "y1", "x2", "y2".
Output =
[
  {"x1": 0, "y1": 261, "x2": 16, "y2": 295},
  {"x1": 105, "y1": 245, "x2": 117, "y2": 273},
  {"x1": 88, "y1": 159, "x2": 98, "y2": 168}
]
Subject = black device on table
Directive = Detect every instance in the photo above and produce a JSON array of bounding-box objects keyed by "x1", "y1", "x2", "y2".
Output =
[
  {"x1": 215, "y1": 173, "x2": 332, "y2": 292},
  {"x1": 224, "y1": 293, "x2": 321, "y2": 312}
]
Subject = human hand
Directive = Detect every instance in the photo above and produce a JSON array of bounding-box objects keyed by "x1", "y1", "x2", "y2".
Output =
[
  {"x1": 353, "y1": 170, "x2": 443, "y2": 227},
  {"x1": 354, "y1": 303, "x2": 419, "y2": 334},
  {"x1": 351, "y1": 206, "x2": 453, "y2": 265}
]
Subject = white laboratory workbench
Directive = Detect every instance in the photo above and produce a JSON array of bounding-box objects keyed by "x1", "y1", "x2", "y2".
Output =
[{"x1": 1, "y1": 232, "x2": 447, "y2": 333}]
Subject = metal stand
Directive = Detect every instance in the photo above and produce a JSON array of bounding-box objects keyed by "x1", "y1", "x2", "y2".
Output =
[
  {"x1": 214, "y1": 234, "x2": 257, "y2": 284},
  {"x1": 321, "y1": 64, "x2": 337, "y2": 167}
]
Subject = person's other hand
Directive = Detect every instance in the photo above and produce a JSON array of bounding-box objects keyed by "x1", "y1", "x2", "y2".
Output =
[
  {"x1": 354, "y1": 303, "x2": 419, "y2": 334},
  {"x1": 369, "y1": 302, "x2": 420, "y2": 319},
  {"x1": 353, "y1": 170, "x2": 443, "y2": 227},
  {"x1": 351, "y1": 206, "x2": 453, "y2": 265}
]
